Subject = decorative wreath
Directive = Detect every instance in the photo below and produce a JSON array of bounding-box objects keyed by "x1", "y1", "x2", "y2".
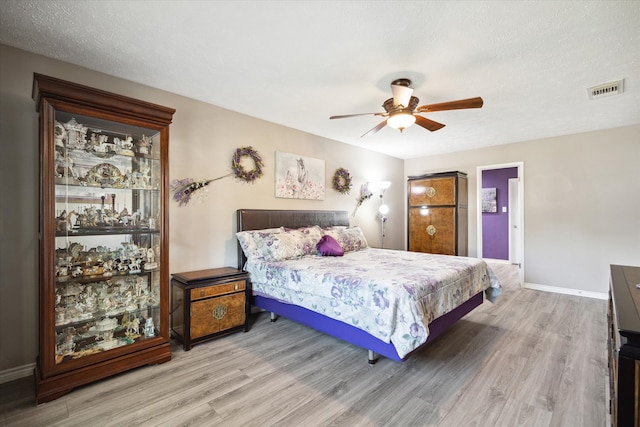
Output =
[
  {"x1": 172, "y1": 146, "x2": 264, "y2": 207},
  {"x1": 332, "y1": 167, "x2": 353, "y2": 194},
  {"x1": 232, "y1": 146, "x2": 264, "y2": 183}
]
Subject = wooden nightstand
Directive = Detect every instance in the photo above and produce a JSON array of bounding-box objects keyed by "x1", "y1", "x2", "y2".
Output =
[{"x1": 171, "y1": 267, "x2": 250, "y2": 351}]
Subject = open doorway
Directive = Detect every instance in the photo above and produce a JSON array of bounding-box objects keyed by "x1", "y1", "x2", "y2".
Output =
[{"x1": 477, "y1": 162, "x2": 524, "y2": 285}]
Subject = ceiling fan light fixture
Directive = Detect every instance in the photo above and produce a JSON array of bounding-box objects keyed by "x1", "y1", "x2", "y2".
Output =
[
  {"x1": 391, "y1": 83, "x2": 413, "y2": 108},
  {"x1": 387, "y1": 112, "x2": 416, "y2": 131},
  {"x1": 329, "y1": 78, "x2": 481, "y2": 136}
]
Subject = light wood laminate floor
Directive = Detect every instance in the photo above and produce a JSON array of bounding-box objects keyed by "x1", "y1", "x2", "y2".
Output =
[{"x1": 1, "y1": 263, "x2": 608, "y2": 426}]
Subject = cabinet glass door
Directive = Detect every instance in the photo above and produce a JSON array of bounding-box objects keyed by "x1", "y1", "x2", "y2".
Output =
[{"x1": 52, "y1": 112, "x2": 162, "y2": 365}]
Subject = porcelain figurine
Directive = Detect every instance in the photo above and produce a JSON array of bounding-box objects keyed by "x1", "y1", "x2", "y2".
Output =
[
  {"x1": 126, "y1": 317, "x2": 140, "y2": 337},
  {"x1": 57, "y1": 330, "x2": 76, "y2": 358},
  {"x1": 55, "y1": 151, "x2": 78, "y2": 179},
  {"x1": 63, "y1": 118, "x2": 88, "y2": 149},
  {"x1": 71, "y1": 266, "x2": 83, "y2": 277},
  {"x1": 128, "y1": 258, "x2": 141, "y2": 274},
  {"x1": 54, "y1": 121, "x2": 67, "y2": 147},
  {"x1": 115, "y1": 136, "x2": 134, "y2": 156},
  {"x1": 137, "y1": 134, "x2": 152, "y2": 154},
  {"x1": 144, "y1": 317, "x2": 155, "y2": 338}
]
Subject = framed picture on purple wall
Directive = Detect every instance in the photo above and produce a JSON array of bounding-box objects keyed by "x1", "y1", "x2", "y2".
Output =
[{"x1": 482, "y1": 187, "x2": 497, "y2": 213}]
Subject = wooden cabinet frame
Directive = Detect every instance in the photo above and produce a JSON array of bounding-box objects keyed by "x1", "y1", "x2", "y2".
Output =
[
  {"x1": 33, "y1": 74, "x2": 174, "y2": 403},
  {"x1": 171, "y1": 268, "x2": 250, "y2": 351},
  {"x1": 609, "y1": 264, "x2": 640, "y2": 426},
  {"x1": 407, "y1": 171, "x2": 468, "y2": 256}
]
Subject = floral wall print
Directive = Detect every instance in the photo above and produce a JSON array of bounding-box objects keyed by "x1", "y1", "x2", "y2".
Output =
[{"x1": 275, "y1": 151, "x2": 325, "y2": 200}]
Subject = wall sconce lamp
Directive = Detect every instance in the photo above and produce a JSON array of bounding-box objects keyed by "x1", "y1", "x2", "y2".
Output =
[{"x1": 378, "y1": 180, "x2": 391, "y2": 194}]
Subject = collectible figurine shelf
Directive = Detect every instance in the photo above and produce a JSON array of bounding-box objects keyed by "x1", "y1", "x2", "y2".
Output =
[{"x1": 33, "y1": 74, "x2": 175, "y2": 403}]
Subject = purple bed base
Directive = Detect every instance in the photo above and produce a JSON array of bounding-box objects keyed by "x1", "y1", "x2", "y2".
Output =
[
  {"x1": 237, "y1": 209, "x2": 485, "y2": 363},
  {"x1": 253, "y1": 292, "x2": 483, "y2": 362}
]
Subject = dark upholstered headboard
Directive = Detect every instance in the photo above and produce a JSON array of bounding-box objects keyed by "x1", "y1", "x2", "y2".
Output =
[{"x1": 236, "y1": 209, "x2": 349, "y2": 269}]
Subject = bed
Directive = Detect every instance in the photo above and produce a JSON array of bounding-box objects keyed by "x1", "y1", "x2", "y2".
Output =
[{"x1": 236, "y1": 209, "x2": 500, "y2": 363}]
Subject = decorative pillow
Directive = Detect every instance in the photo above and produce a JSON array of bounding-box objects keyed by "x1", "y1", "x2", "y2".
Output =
[
  {"x1": 235, "y1": 227, "x2": 285, "y2": 260},
  {"x1": 322, "y1": 225, "x2": 347, "y2": 231},
  {"x1": 323, "y1": 226, "x2": 368, "y2": 252},
  {"x1": 255, "y1": 225, "x2": 324, "y2": 261},
  {"x1": 316, "y1": 235, "x2": 344, "y2": 257}
]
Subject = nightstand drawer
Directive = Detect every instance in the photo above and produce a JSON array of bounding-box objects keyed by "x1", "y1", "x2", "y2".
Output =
[
  {"x1": 190, "y1": 280, "x2": 245, "y2": 301},
  {"x1": 191, "y1": 293, "x2": 246, "y2": 339}
]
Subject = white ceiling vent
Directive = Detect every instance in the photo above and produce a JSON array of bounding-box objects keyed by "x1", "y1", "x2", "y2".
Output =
[{"x1": 588, "y1": 79, "x2": 624, "y2": 100}]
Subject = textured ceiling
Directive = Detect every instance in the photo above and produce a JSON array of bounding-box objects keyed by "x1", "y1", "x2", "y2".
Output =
[{"x1": 1, "y1": 1, "x2": 639, "y2": 159}]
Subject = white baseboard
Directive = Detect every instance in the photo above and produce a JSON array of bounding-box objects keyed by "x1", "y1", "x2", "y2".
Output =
[
  {"x1": 0, "y1": 363, "x2": 35, "y2": 384},
  {"x1": 524, "y1": 282, "x2": 608, "y2": 300}
]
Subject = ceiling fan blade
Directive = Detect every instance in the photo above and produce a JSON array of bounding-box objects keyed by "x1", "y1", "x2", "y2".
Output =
[
  {"x1": 417, "y1": 97, "x2": 483, "y2": 113},
  {"x1": 330, "y1": 112, "x2": 383, "y2": 119},
  {"x1": 415, "y1": 115, "x2": 446, "y2": 132},
  {"x1": 361, "y1": 120, "x2": 387, "y2": 137}
]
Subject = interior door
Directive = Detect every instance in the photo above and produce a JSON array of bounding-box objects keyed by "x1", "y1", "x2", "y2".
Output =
[
  {"x1": 508, "y1": 178, "x2": 520, "y2": 265},
  {"x1": 477, "y1": 162, "x2": 525, "y2": 285}
]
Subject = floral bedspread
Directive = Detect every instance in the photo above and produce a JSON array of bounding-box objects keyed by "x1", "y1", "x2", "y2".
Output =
[{"x1": 245, "y1": 248, "x2": 501, "y2": 358}]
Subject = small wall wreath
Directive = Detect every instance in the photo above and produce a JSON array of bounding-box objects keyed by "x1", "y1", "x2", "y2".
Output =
[
  {"x1": 232, "y1": 146, "x2": 264, "y2": 183},
  {"x1": 332, "y1": 167, "x2": 353, "y2": 194}
]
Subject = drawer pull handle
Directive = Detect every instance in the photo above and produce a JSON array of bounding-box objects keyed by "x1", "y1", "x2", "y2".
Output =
[
  {"x1": 426, "y1": 225, "x2": 436, "y2": 236},
  {"x1": 426, "y1": 187, "x2": 436, "y2": 198},
  {"x1": 234, "y1": 284, "x2": 238, "y2": 290},
  {"x1": 212, "y1": 304, "x2": 227, "y2": 320},
  {"x1": 200, "y1": 290, "x2": 205, "y2": 297}
]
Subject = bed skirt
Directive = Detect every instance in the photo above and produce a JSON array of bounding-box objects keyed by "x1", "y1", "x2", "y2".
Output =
[{"x1": 253, "y1": 291, "x2": 484, "y2": 362}]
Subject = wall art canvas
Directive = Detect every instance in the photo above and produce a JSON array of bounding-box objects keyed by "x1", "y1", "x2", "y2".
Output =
[
  {"x1": 482, "y1": 187, "x2": 497, "y2": 213},
  {"x1": 275, "y1": 151, "x2": 325, "y2": 200}
]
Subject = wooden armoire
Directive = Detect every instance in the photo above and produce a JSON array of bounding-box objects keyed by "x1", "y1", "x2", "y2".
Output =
[{"x1": 407, "y1": 171, "x2": 468, "y2": 256}]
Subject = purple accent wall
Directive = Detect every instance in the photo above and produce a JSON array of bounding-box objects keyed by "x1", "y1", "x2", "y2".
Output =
[{"x1": 482, "y1": 167, "x2": 518, "y2": 260}]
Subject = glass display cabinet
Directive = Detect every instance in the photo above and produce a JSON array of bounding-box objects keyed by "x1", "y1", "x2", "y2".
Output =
[{"x1": 33, "y1": 74, "x2": 175, "y2": 403}]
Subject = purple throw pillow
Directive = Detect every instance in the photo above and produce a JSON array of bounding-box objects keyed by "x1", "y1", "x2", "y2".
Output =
[{"x1": 316, "y1": 235, "x2": 344, "y2": 257}]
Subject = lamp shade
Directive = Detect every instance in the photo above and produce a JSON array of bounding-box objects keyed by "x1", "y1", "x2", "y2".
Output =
[
  {"x1": 391, "y1": 83, "x2": 414, "y2": 108},
  {"x1": 387, "y1": 112, "x2": 416, "y2": 130}
]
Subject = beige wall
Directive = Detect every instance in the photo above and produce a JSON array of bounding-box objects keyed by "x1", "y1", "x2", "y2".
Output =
[
  {"x1": 2, "y1": 42, "x2": 639, "y2": 374},
  {"x1": 405, "y1": 126, "x2": 640, "y2": 295},
  {"x1": 0, "y1": 45, "x2": 404, "y2": 372}
]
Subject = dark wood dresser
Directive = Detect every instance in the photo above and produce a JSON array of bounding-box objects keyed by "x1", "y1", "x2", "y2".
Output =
[
  {"x1": 609, "y1": 264, "x2": 640, "y2": 426},
  {"x1": 407, "y1": 171, "x2": 468, "y2": 256},
  {"x1": 171, "y1": 267, "x2": 250, "y2": 351}
]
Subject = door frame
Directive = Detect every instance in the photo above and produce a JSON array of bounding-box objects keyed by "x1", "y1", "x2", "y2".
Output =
[
  {"x1": 476, "y1": 162, "x2": 524, "y2": 285},
  {"x1": 508, "y1": 178, "x2": 520, "y2": 264}
]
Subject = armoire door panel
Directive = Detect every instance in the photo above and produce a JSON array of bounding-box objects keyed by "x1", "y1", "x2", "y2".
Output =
[
  {"x1": 408, "y1": 177, "x2": 456, "y2": 206},
  {"x1": 408, "y1": 207, "x2": 456, "y2": 254}
]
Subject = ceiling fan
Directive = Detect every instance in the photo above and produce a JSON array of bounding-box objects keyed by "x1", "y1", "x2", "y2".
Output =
[{"x1": 330, "y1": 78, "x2": 483, "y2": 137}]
